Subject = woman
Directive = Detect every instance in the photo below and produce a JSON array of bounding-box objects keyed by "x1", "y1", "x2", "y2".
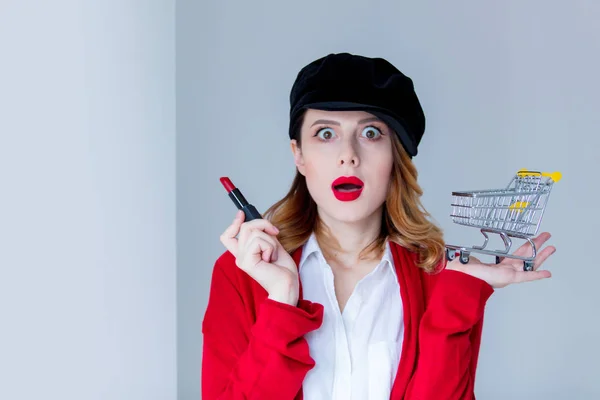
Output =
[{"x1": 201, "y1": 53, "x2": 554, "y2": 399}]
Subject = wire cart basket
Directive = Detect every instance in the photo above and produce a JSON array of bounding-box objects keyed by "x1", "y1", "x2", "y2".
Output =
[{"x1": 445, "y1": 169, "x2": 562, "y2": 271}]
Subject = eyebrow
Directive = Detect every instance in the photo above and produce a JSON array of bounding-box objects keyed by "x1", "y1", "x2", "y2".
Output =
[{"x1": 310, "y1": 117, "x2": 381, "y2": 127}]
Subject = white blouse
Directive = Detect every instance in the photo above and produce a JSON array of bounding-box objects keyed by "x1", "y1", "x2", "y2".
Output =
[{"x1": 299, "y1": 234, "x2": 404, "y2": 400}]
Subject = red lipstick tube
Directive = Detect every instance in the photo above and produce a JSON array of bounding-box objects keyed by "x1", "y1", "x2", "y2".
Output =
[{"x1": 220, "y1": 177, "x2": 262, "y2": 221}]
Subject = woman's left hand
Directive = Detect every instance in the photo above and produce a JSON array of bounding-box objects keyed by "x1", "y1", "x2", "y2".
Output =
[{"x1": 445, "y1": 232, "x2": 555, "y2": 289}]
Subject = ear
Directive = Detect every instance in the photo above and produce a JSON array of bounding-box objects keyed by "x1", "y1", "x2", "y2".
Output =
[{"x1": 290, "y1": 139, "x2": 306, "y2": 176}]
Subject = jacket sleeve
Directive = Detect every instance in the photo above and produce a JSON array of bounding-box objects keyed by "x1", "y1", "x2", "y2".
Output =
[
  {"x1": 201, "y1": 257, "x2": 324, "y2": 400},
  {"x1": 405, "y1": 269, "x2": 494, "y2": 399}
]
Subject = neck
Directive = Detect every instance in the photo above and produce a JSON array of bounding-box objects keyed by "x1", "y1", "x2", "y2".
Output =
[{"x1": 317, "y1": 207, "x2": 384, "y2": 267}]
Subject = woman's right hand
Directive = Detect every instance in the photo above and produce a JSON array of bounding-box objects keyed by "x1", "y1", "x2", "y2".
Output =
[{"x1": 220, "y1": 210, "x2": 299, "y2": 306}]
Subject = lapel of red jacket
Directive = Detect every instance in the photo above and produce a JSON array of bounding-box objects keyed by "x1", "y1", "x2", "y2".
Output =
[
  {"x1": 389, "y1": 241, "x2": 425, "y2": 399},
  {"x1": 290, "y1": 242, "x2": 425, "y2": 400},
  {"x1": 292, "y1": 247, "x2": 304, "y2": 301},
  {"x1": 291, "y1": 247, "x2": 306, "y2": 400}
]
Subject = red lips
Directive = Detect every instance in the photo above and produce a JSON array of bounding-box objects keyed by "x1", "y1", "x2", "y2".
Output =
[{"x1": 331, "y1": 176, "x2": 364, "y2": 201}]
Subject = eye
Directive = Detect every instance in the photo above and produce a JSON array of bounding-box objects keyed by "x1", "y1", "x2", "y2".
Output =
[
  {"x1": 361, "y1": 126, "x2": 382, "y2": 139},
  {"x1": 315, "y1": 127, "x2": 336, "y2": 140}
]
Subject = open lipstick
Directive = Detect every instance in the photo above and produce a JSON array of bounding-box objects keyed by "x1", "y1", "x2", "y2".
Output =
[
  {"x1": 220, "y1": 177, "x2": 262, "y2": 221},
  {"x1": 331, "y1": 176, "x2": 364, "y2": 201}
]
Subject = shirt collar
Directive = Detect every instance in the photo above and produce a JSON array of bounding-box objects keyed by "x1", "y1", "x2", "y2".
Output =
[
  {"x1": 298, "y1": 233, "x2": 324, "y2": 271},
  {"x1": 381, "y1": 240, "x2": 398, "y2": 281},
  {"x1": 299, "y1": 233, "x2": 397, "y2": 280}
]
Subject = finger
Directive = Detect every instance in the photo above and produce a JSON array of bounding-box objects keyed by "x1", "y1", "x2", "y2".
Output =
[
  {"x1": 243, "y1": 230, "x2": 279, "y2": 262},
  {"x1": 220, "y1": 210, "x2": 245, "y2": 255},
  {"x1": 503, "y1": 245, "x2": 556, "y2": 272},
  {"x1": 236, "y1": 235, "x2": 273, "y2": 270},
  {"x1": 247, "y1": 237, "x2": 275, "y2": 265},
  {"x1": 242, "y1": 218, "x2": 280, "y2": 236},
  {"x1": 262, "y1": 246, "x2": 273, "y2": 263},
  {"x1": 238, "y1": 219, "x2": 280, "y2": 248},
  {"x1": 511, "y1": 232, "x2": 552, "y2": 258},
  {"x1": 532, "y1": 245, "x2": 556, "y2": 271},
  {"x1": 264, "y1": 239, "x2": 281, "y2": 263},
  {"x1": 513, "y1": 269, "x2": 552, "y2": 284}
]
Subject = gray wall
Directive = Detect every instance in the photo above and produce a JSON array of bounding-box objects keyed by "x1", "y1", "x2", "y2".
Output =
[
  {"x1": 1, "y1": 1, "x2": 176, "y2": 400},
  {"x1": 178, "y1": 1, "x2": 599, "y2": 399}
]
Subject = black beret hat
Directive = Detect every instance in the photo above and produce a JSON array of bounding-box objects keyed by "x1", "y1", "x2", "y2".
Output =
[{"x1": 289, "y1": 53, "x2": 425, "y2": 157}]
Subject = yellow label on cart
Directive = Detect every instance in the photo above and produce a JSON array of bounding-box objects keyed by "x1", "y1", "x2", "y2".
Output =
[{"x1": 509, "y1": 201, "x2": 529, "y2": 211}]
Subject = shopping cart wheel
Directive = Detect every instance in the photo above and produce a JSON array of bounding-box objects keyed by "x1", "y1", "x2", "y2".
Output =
[
  {"x1": 445, "y1": 248, "x2": 456, "y2": 261},
  {"x1": 523, "y1": 261, "x2": 534, "y2": 271},
  {"x1": 459, "y1": 251, "x2": 470, "y2": 264}
]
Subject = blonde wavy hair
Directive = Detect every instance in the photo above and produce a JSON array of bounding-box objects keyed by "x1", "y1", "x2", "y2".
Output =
[{"x1": 263, "y1": 111, "x2": 445, "y2": 273}]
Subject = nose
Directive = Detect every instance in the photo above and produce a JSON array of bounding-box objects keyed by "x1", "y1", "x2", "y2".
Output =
[{"x1": 338, "y1": 141, "x2": 360, "y2": 167}]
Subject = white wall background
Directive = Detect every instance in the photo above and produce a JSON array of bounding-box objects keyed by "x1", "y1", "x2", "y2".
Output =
[
  {"x1": 178, "y1": 1, "x2": 599, "y2": 399},
  {"x1": 0, "y1": 1, "x2": 176, "y2": 400}
]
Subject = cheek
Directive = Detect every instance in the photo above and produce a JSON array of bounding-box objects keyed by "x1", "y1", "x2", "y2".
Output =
[
  {"x1": 301, "y1": 150, "x2": 333, "y2": 198},
  {"x1": 368, "y1": 151, "x2": 394, "y2": 195},
  {"x1": 300, "y1": 145, "x2": 331, "y2": 177}
]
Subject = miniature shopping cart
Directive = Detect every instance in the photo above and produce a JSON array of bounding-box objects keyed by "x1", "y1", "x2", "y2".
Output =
[{"x1": 445, "y1": 169, "x2": 561, "y2": 271}]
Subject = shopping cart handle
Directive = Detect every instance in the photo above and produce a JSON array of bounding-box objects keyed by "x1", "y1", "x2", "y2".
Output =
[{"x1": 517, "y1": 169, "x2": 562, "y2": 182}]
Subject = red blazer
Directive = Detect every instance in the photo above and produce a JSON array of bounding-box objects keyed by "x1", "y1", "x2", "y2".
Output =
[{"x1": 202, "y1": 241, "x2": 494, "y2": 399}]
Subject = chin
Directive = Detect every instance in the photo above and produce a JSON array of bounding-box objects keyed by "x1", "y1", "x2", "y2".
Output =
[{"x1": 320, "y1": 199, "x2": 383, "y2": 224}]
